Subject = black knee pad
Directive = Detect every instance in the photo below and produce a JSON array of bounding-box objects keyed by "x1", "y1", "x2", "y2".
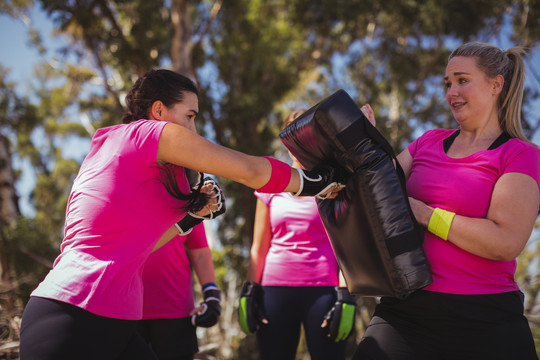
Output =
[{"x1": 279, "y1": 89, "x2": 432, "y2": 299}]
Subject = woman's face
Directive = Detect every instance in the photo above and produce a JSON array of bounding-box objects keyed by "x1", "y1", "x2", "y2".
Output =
[
  {"x1": 162, "y1": 91, "x2": 199, "y2": 132},
  {"x1": 444, "y1": 56, "x2": 500, "y2": 127}
]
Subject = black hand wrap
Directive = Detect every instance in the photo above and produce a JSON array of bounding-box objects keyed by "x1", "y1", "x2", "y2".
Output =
[
  {"x1": 191, "y1": 283, "x2": 222, "y2": 328},
  {"x1": 174, "y1": 213, "x2": 203, "y2": 235},
  {"x1": 175, "y1": 177, "x2": 226, "y2": 235},
  {"x1": 238, "y1": 281, "x2": 266, "y2": 335},
  {"x1": 293, "y1": 164, "x2": 345, "y2": 199},
  {"x1": 195, "y1": 177, "x2": 226, "y2": 219},
  {"x1": 323, "y1": 287, "x2": 357, "y2": 342}
]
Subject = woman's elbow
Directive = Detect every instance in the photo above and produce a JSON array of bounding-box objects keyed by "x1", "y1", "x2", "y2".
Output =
[
  {"x1": 491, "y1": 241, "x2": 528, "y2": 262},
  {"x1": 494, "y1": 252, "x2": 521, "y2": 262},
  {"x1": 234, "y1": 157, "x2": 269, "y2": 189}
]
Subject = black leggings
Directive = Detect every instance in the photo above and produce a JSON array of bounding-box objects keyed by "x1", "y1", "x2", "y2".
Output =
[
  {"x1": 353, "y1": 290, "x2": 538, "y2": 360},
  {"x1": 20, "y1": 297, "x2": 157, "y2": 360},
  {"x1": 256, "y1": 286, "x2": 347, "y2": 360},
  {"x1": 137, "y1": 317, "x2": 198, "y2": 360}
]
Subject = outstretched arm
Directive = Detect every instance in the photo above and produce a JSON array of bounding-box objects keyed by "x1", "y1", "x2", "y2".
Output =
[
  {"x1": 189, "y1": 246, "x2": 216, "y2": 287},
  {"x1": 157, "y1": 123, "x2": 297, "y2": 191}
]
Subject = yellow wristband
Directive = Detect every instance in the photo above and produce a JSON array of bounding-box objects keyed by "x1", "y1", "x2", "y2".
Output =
[{"x1": 427, "y1": 208, "x2": 456, "y2": 241}]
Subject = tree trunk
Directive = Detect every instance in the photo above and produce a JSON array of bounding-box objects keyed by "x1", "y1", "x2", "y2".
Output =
[
  {"x1": 170, "y1": 0, "x2": 195, "y2": 79},
  {"x1": 0, "y1": 133, "x2": 21, "y2": 343}
]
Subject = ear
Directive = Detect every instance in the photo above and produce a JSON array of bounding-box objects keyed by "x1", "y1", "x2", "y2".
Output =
[
  {"x1": 150, "y1": 100, "x2": 164, "y2": 120},
  {"x1": 491, "y1": 74, "x2": 504, "y2": 95}
]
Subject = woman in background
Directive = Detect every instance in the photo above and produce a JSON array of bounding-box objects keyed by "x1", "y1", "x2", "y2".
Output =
[{"x1": 238, "y1": 109, "x2": 369, "y2": 360}]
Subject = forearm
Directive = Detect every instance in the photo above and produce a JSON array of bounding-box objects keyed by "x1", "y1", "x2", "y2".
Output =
[
  {"x1": 159, "y1": 124, "x2": 300, "y2": 191},
  {"x1": 248, "y1": 200, "x2": 271, "y2": 282},
  {"x1": 246, "y1": 253, "x2": 266, "y2": 283},
  {"x1": 246, "y1": 235, "x2": 269, "y2": 282},
  {"x1": 189, "y1": 247, "x2": 216, "y2": 285},
  {"x1": 190, "y1": 248, "x2": 222, "y2": 328},
  {"x1": 414, "y1": 199, "x2": 532, "y2": 261},
  {"x1": 446, "y1": 215, "x2": 530, "y2": 261}
]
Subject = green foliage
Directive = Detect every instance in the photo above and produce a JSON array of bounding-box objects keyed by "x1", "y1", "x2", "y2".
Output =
[
  {"x1": 3, "y1": 215, "x2": 59, "y2": 299},
  {"x1": 511, "y1": 0, "x2": 540, "y2": 47}
]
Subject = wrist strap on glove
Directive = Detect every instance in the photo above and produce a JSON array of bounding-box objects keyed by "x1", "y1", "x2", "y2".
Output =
[
  {"x1": 191, "y1": 282, "x2": 222, "y2": 328},
  {"x1": 293, "y1": 165, "x2": 344, "y2": 199},
  {"x1": 336, "y1": 286, "x2": 356, "y2": 304},
  {"x1": 202, "y1": 282, "x2": 222, "y2": 302},
  {"x1": 175, "y1": 214, "x2": 200, "y2": 235}
]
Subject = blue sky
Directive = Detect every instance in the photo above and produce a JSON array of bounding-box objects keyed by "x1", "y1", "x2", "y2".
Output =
[
  {"x1": 0, "y1": 6, "x2": 76, "y2": 216},
  {"x1": 0, "y1": 6, "x2": 54, "y2": 89}
]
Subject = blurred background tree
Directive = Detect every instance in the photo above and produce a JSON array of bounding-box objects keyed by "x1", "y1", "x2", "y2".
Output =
[{"x1": 1, "y1": 0, "x2": 540, "y2": 358}]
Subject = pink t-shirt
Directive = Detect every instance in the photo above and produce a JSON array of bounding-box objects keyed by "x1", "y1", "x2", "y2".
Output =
[
  {"x1": 31, "y1": 120, "x2": 190, "y2": 319},
  {"x1": 255, "y1": 192, "x2": 339, "y2": 286},
  {"x1": 141, "y1": 224, "x2": 208, "y2": 319},
  {"x1": 407, "y1": 129, "x2": 540, "y2": 294}
]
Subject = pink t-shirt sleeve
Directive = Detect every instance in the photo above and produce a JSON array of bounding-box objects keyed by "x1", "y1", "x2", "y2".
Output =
[
  {"x1": 185, "y1": 223, "x2": 208, "y2": 250},
  {"x1": 254, "y1": 191, "x2": 272, "y2": 205},
  {"x1": 408, "y1": 129, "x2": 447, "y2": 158},
  {"x1": 503, "y1": 145, "x2": 540, "y2": 192}
]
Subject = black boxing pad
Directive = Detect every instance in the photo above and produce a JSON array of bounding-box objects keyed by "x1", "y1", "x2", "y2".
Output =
[{"x1": 279, "y1": 89, "x2": 432, "y2": 299}]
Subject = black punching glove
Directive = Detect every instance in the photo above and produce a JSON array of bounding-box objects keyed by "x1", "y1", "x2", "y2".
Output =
[
  {"x1": 238, "y1": 281, "x2": 267, "y2": 335},
  {"x1": 292, "y1": 164, "x2": 345, "y2": 199},
  {"x1": 175, "y1": 177, "x2": 226, "y2": 235},
  {"x1": 191, "y1": 283, "x2": 221, "y2": 328},
  {"x1": 323, "y1": 287, "x2": 356, "y2": 341}
]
